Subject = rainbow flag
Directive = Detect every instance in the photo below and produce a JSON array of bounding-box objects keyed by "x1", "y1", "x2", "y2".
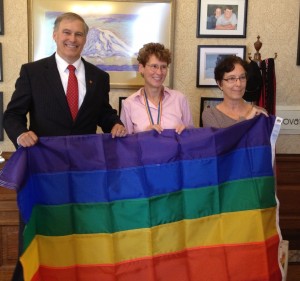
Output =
[{"x1": 0, "y1": 115, "x2": 283, "y2": 281}]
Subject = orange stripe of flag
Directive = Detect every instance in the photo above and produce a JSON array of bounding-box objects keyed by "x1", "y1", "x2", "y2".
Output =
[{"x1": 31, "y1": 235, "x2": 281, "y2": 281}]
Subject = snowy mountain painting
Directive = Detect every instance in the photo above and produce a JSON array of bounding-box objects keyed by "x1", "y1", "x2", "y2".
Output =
[
  {"x1": 43, "y1": 12, "x2": 139, "y2": 71},
  {"x1": 83, "y1": 24, "x2": 138, "y2": 71},
  {"x1": 35, "y1": 4, "x2": 171, "y2": 86},
  {"x1": 82, "y1": 14, "x2": 139, "y2": 71}
]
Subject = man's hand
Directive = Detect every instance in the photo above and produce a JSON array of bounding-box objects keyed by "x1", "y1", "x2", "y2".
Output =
[
  {"x1": 18, "y1": 131, "x2": 39, "y2": 147},
  {"x1": 111, "y1": 124, "x2": 127, "y2": 138}
]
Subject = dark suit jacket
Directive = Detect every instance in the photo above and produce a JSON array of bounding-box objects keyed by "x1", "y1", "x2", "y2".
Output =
[{"x1": 4, "y1": 54, "x2": 122, "y2": 148}]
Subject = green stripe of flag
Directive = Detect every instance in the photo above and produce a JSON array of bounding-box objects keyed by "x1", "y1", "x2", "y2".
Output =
[{"x1": 24, "y1": 176, "x2": 276, "y2": 250}]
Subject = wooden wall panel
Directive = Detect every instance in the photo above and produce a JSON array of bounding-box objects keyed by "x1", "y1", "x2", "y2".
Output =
[{"x1": 276, "y1": 154, "x2": 300, "y2": 250}]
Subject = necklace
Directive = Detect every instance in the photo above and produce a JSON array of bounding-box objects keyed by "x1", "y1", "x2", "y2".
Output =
[{"x1": 143, "y1": 88, "x2": 162, "y2": 125}]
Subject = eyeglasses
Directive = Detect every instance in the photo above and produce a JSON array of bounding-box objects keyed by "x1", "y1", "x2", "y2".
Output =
[
  {"x1": 146, "y1": 64, "x2": 168, "y2": 72},
  {"x1": 223, "y1": 75, "x2": 247, "y2": 84}
]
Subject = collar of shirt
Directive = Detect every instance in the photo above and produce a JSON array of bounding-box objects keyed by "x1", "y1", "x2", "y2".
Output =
[
  {"x1": 55, "y1": 53, "x2": 83, "y2": 74},
  {"x1": 55, "y1": 53, "x2": 86, "y2": 107},
  {"x1": 136, "y1": 87, "x2": 171, "y2": 107}
]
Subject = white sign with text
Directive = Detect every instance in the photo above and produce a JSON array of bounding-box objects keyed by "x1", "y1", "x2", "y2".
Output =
[{"x1": 276, "y1": 106, "x2": 300, "y2": 134}]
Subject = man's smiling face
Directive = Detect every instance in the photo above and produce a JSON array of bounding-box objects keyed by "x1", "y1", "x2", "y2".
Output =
[{"x1": 53, "y1": 18, "x2": 87, "y2": 64}]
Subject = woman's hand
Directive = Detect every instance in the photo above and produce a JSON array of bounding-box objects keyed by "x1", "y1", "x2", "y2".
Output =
[
  {"x1": 175, "y1": 124, "x2": 186, "y2": 134},
  {"x1": 246, "y1": 105, "x2": 269, "y2": 120},
  {"x1": 146, "y1": 124, "x2": 186, "y2": 134},
  {"x1": 146, "y1": 124, "x2": 164, "y2": 134}
]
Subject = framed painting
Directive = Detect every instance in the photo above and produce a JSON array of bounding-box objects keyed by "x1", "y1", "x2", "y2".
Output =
[
  {"x1": 199, "y1": 97, "x2": 223, "y2": 127},
  {"x1": 0, "y1": 0, "x2": 3, "y2": 35},
  {"x1": 27, "y1": 0, "x2": 175, "y2": 89},
  {"x1": 197, "y1": 0, "x2": 248, "y2": 38},
  {"x1": 196, "y1": 45, "x2": 246, "y2": 87}
]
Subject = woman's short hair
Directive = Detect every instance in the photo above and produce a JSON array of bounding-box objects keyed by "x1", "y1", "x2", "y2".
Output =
[
  {"x1": 214, "y1": 55, "x2": 248, "y2": 83},
  {"x1": 137, "y1": 43, "x2": 172, "y2": 66}
]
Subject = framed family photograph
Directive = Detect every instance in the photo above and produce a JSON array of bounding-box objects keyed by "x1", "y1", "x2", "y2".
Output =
[
  {"x1": 197, "y1": 0, "x2": 248, "y2": 38},
  {"x1": 200, "y1": 97, "x2": 223, "y2": 127},
  {"x1": 196, "y1": 45, "x2": 246, "y2": 87},
  {"x1": 27, "y1": 0, "x2": 175, "y2": 89}
]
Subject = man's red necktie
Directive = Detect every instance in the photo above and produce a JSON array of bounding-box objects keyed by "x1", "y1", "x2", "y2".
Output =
[{"x1": 66, "y1": 65, "x2": 79, "y2": 120}]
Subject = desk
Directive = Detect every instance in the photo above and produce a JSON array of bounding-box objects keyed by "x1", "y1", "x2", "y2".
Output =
[{"x1": 0, "y1": 152, "x2": 19, "y2": 281}]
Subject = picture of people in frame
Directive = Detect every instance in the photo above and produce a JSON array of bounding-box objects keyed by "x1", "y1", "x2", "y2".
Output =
[
  {"x1": 205, "y1": 54, "x2": 228, "y2": 79},
  {"x1": 206, "y1": 4, "x2": 238, "y2": 30}
]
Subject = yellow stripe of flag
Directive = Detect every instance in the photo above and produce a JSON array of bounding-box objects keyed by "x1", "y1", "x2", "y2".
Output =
[{"x1": 21, "y1": 207, "x2": 277, "y2": 280}]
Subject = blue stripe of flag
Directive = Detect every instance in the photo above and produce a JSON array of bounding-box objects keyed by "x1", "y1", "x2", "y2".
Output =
[{"x1": 18, "y1": 146, "x2": 273, "y2": 222}]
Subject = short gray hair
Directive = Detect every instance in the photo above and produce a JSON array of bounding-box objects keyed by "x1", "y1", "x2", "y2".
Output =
[{"x1": 54, "y1": 12, "x2": 89, "y2": 36}]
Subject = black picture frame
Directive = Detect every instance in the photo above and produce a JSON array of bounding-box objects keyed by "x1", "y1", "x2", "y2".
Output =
[
  {"x1": 197, "y1": 0, "x2": 248, "y2": 38},
  {"x1": 196, "y1": 45, "x2": 246, "y2": 87},
  {"x1": 200, "y1": 97, "x2": 223, "y2": 127},
  {"x1": 0, "y1": 0, "x2": 3, "y2": 35},
  {"x1": 0, "y1": 43, "x2": 3, "y2": 82},
  {"x1": 0, "y1": 92, "x2": 3, "y2": 141},
  {"x1": 118, "y1": 97, "x2": 127, "y2": 115}
]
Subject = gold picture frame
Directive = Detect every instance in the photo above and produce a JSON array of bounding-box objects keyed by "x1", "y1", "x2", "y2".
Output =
[{"x1": 27, "y1": 0, "x2": 175, "y2": 89}]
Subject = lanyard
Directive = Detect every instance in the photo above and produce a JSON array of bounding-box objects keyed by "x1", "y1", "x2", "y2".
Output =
[{"x1": 143, "y1": 88, "x2": 162, "y2": 125}]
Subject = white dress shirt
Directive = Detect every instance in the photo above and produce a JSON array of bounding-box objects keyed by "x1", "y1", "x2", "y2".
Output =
[{"x1": 55, "y1": 53, "x2": 86, "y2": 108}]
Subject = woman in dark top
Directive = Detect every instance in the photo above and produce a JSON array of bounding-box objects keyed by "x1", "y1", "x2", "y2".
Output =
[{"x1": 202, "y1": 55, "x2": 268, "y2": 128}]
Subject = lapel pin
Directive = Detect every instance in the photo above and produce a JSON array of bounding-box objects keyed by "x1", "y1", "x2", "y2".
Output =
[{"x1": 89, "y1": 80, "x2": 93, "y2": 84}]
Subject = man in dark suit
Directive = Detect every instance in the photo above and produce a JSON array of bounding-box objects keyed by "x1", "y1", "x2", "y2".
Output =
[
  {"x1": 3, "y1": 12, "x2": 126, "y2": 281},
  {"x1": 4, "y1": 12, "x2": 126, "y2": 148}
]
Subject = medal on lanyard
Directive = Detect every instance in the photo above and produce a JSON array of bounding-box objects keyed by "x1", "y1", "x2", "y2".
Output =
[{"x1": 143, "y1": 88, "x2": 162, "y2": 125}]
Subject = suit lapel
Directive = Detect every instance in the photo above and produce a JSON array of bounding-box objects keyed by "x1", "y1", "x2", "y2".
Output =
[
  {"x1": 43, "y1": 54, "x2": 72, "y2": 120},
  {"x1": 79, "y1": 59, "x2": 98, "y2": 111}
]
